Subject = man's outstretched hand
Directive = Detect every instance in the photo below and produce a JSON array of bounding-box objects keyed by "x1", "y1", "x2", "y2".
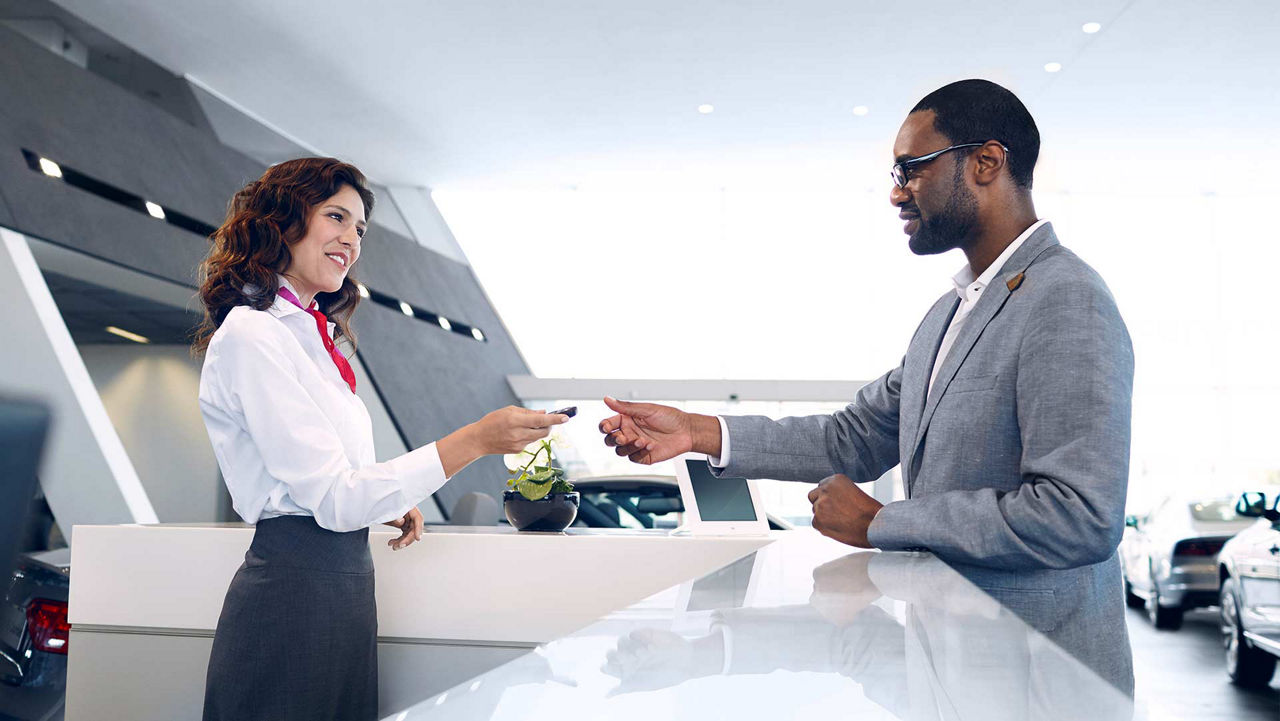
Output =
[
  {"x1": 808, "y1": 474, "x2": 883, "y2": 548},
  {"x1": 598, "y1": 396, "x2": 721, "y2": 465}
]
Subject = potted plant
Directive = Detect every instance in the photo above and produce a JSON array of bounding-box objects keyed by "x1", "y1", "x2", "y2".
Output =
[{"x1": 502, "y1": 437, "x2": 579, "y2": 532}]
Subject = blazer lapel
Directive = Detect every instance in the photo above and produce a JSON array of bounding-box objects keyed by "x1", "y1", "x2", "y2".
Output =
[
  {"x1": 899, "y1": 294, "x2": 958, "y2": 490},
  {"x1": 906, "y1": 223, "x2": 1061, "y2": 489}
]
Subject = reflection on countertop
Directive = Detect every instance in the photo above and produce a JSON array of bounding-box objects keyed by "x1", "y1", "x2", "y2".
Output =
[{"x1": 389, "y1": 530, "x2": 1135, "y2": 721}]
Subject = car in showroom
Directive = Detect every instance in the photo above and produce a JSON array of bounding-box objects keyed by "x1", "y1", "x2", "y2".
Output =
[
  {"x1": 1, "y1": 547, "x2": 69, "y2": 721},
  {"x1": 571, "y1": 475, "x2": 793, "y2": 531},
  {"x1": 1119, "y1": 494, "x2": 1255, "y2": 630},
  {"x1": 1217, "y1": 490, "x2": 1280, "y2": 688}
]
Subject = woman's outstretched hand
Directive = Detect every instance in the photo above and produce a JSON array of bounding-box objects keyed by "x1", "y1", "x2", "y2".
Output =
[
  {"x1": 384, "y1": 507, "x2": 424, "y2": 550},
  {"x1": 438, "y1": 406, "x2": 570, "y2": 478},
  {"x1": 472, "y1": 406, "x2": 570, "y2": 455}
]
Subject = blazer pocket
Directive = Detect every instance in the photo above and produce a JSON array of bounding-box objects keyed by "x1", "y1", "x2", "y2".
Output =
[{"x1": 946, "y1": 374, "x2": 998, "y2": 394}]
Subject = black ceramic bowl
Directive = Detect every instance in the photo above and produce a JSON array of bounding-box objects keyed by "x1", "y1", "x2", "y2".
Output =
[{"x1": 502, "y1": 490, "x2": 580, "y2": 532}]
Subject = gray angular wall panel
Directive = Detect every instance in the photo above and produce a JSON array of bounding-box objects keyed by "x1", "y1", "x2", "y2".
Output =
[
  {"x1": 353, "y1": 300, "x2": 526, "y2": 512},
  {"x1": 1, "y1": 24, "x2": 530, "y2": 518}
]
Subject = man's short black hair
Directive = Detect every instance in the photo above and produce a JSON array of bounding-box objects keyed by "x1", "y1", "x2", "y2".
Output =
[{"x1": 910, "y1": 79, "x2": 1039, "y2": 189}]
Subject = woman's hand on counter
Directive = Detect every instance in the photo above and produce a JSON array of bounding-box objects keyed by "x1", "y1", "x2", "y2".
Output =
[
  {"x1": 384, "y1": 507, "x2": 424, "y2": 550},
  {"x1": 438, "y1": 406, "x2": 569, "y2": 478}
]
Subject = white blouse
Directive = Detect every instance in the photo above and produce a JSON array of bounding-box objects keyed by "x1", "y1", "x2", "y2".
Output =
[{"x1": 198, "y1": 278, "x2": 448, "y2": 532}]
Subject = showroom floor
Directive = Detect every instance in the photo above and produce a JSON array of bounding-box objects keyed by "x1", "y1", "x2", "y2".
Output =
[{"x1": 1129, "y1": 607, "x2": 1279, "y2": 720}]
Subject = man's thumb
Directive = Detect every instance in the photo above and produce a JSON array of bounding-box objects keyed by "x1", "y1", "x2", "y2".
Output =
[{"x1": 604, "y1": 395, "x2": 645, "y2": 417}]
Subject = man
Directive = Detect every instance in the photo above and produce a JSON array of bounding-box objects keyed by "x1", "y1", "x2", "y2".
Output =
[{"x1": 599, "y1": 79, "x2": 1134, "y2": 691}]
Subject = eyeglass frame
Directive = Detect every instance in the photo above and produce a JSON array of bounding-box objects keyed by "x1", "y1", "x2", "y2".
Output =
[{"x1": 891, "y1": 141, "x2": 1010, "y2": 189}]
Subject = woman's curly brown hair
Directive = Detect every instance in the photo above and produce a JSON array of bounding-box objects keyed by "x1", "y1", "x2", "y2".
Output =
[{"x1": 192, "y1": 157, "x2": 375, "y2": 356}]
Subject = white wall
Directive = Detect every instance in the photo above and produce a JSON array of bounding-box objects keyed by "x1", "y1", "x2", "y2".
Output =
[
  {"x1": 438, "y1": 186, "x2": 1280, "y2": 516},
  {"x1": 78, "y1": 344, "x2": 219, "y2": 523}
]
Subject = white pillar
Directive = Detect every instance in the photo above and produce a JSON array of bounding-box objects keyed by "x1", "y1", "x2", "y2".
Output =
[{"x1": 0, "y1": 228, "x2": 157, "y2": 534}]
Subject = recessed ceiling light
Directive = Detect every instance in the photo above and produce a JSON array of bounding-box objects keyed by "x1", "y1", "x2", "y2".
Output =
[
  {"x1": 1044, "y1": 62, "x2": 1063, "y2": 73},
  {"x1": 356, "y1": 282, "x2": 370, "y2": 298},
  {"x1": 38, "y1": 157, "x2": 62, "y2": 178},
  {"x1": 1082, "y1": 22, "x2": 1102, "y2": 34},
  {"x1": 852, "y1": 105, "x2": 869, "y2": 116},
  {"x1": 145, "y1": 201, "x2": 165, "y2": 220},
  {"x1": 697, "y1": 104, "x2": 714, "y2": 114},
  {"x1": 105, "y1": 326, "x2": 150, "y2": 344},
  {"x1": 438, "y1": 316, "x2": 452, "y2": 331},
  {"x1": 399, "y1": 301, "x2": 414, "y2": 317},
  {"x1": 471, "y1": 327, "x2": 485, "y2": 341}
]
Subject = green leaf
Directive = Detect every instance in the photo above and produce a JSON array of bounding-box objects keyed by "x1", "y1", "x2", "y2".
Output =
[{"x1": 516, "y1": 478, "x2": 555, "y2": 501}]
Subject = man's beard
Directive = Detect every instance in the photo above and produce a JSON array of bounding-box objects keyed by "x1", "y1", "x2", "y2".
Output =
[{"x1": 908, "y1": 161, "x2": 979, "y2": 256}]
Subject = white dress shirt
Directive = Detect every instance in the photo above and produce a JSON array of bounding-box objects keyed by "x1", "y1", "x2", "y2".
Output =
[
  {"x1": 711, "y1": 220, "x2": 1048, "y2": 469},
  {"x1": 927, "y1": 219, "x2": 1047, "y2": 399},
  {"x1": 198, "y1": 278, "x2": 448, "y2": 532}
]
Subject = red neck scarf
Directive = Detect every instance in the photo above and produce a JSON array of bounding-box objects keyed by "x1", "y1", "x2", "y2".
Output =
[{"x1": 276, "y1": 286, "x2": 356, "y2": 394}]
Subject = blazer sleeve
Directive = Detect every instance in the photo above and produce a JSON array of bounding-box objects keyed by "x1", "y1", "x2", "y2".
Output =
[
  {"x1": 202, "y1": 318, "x2": 448, "y2": 532},
  {"x1": 868, "y1": 279, "x2": 1134, "y2": 570},
  {"x1": 714, "y1": 359, "x2": 903, "y2": 484}
]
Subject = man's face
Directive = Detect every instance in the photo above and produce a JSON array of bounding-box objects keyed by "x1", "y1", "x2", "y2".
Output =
[{"x1": 890, "y1": 111, "x2": 979, "y2": 256}]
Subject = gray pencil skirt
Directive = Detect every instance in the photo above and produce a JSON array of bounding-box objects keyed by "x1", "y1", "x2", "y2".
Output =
[{"x1": 202, "y1": 515, "x2": 378, "y2": 721}]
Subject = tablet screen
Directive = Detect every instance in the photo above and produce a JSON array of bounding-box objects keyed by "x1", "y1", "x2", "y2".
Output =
[{"x1": 685, "y1": 459, "x2": 758, "y2": 522}]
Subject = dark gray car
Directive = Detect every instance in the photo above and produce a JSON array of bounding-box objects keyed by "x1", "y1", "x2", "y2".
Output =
[
  {"x1": 571, "y1": 475, "x2": 792, "y2": 531},
  {"x1": 1, "y1": 548, "x2": 69, "y2": 721}
]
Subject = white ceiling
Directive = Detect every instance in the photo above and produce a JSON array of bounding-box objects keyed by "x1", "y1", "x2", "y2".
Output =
[{"x1": 49, "y1": 0, "x2": 1280, "y2": 193}]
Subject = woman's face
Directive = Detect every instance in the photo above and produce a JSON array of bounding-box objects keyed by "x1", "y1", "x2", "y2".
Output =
[{"x1": 282, "y1": 184, "x2": 366, "y2": 304}]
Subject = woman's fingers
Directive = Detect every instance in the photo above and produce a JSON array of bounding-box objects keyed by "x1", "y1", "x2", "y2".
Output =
[
  {"x1": 387, "y1": 509, "x2": 424, "y2": 550},
  {"x1": 527, "y1": 412, "x2": 569, "y2": 428}
]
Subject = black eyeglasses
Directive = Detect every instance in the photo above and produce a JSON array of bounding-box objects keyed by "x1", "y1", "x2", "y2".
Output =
[{"x1": 891, "y1": 141, "x2": 1010, "y2": 189}]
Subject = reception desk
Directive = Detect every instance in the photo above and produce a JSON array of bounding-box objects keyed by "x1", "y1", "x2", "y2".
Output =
[
  {"x1": 65, "y1": 524, "x2": 768, "y2": 719},
  {"x1": 66, "y1": 524, "x2": 1135, "y2": 720}
]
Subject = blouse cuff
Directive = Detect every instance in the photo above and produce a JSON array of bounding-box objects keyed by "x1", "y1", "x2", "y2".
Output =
[{"x1": 386, "y1": 442, "x2": 449, "y2": 501}]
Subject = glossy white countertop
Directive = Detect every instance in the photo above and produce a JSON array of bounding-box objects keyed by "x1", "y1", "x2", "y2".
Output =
[
  {"x1": 68, "y1": 523, "x2": 771, "y2": 644},
  {"x1": 385, "y1": 530, "x2": 1138, "y2": 721}
]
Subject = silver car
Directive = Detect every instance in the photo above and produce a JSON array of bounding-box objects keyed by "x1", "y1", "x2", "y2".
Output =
[
  {"x1": 1217, "y1": 490, "x2": 1280, "y2": 688},
  {"x1": 1120, "y1": 495, "x2": 1255, "y2": 630}
]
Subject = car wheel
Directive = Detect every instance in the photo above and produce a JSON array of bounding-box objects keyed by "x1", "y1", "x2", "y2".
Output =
[
  {"x1": 1147, "y1": 580, "x2": 1183, "y2": 630},
  {"x1": 1124, "y1": 578, "x2": 1144, "y2": 609},
  {"x1": 1220, "y1": 576, "x2": 1277, "y2": 688}
]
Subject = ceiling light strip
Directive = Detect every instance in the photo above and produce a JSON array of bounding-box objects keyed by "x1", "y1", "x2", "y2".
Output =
[
  {"x1": 22, "y1": 149, "x2": 218, "y2": 236},
  {"x1": 104, "y1": 326, "x2": 151, "y2": 344},
  {"x1": 21, "y1": 148, "x2": 487, "y2": 343}
]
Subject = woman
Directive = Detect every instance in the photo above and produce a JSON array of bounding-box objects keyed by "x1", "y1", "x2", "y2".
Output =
[{"x1": 192, "y1": 157, "x2": 565, "y2": 720}]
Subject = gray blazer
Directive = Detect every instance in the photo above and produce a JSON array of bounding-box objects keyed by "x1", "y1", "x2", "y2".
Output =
[{"x1": 717, "y1": 223, "x2": 1135, "y2": 687}]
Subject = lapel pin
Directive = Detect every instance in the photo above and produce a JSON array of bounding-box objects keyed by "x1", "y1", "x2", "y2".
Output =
[{"x1": 1006, "y1": 272, "x2": 1025, "y2": 292}]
